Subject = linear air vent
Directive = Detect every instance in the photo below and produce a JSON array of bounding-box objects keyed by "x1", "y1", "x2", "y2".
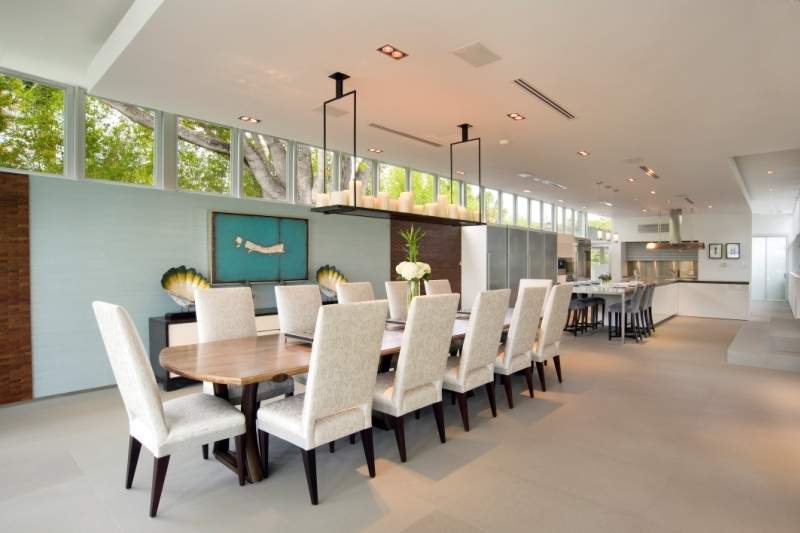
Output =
[
  {"x1": 368, "y1": 123, "x2": 443, "y2": 148},
  {"x1": 639, "y1": 166, "x2": 660, "y2": 179},
  {"x1": 677, "y1": 195, "x2": 695, "y2": 205},
  {"x1": 512, "y1": 79, "x2": 575, "y2": 120}
]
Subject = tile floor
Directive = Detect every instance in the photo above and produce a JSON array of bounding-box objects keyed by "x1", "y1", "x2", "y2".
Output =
[{"x1": 2, "y1": 315, "x2": 800, "y2": 532}]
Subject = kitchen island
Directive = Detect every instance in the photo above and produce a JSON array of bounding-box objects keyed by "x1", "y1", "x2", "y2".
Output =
[{"x1": 648, "y1": 280, "x2": 750, "y2": 323}]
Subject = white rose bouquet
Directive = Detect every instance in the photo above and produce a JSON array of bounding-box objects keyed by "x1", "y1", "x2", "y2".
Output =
[{"x1": 395, "y1": 260, "x2": 431, "y2": 281}]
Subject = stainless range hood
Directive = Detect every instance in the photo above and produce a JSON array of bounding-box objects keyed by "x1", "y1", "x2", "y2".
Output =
[{"x1": 646, "y1": 209, "x2": 705, "y2": 251}]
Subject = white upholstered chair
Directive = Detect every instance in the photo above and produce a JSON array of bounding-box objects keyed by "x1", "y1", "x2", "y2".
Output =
[
  {"x1": 195, "y1": 287, "x2": 294, "y2": 458},
  {"x1": 92, "y1": 302, "x2": 246, "y2": 517},
  {"x1": 424, "y1": 279, "x2": 452, "y2": 295},
  {"x1": 274, "y1": 284, "x2": 322, "y2": 386},
  {"x1": 257, "y1": 300, "x2": 388, "y2": 505},
  {"x1": 336, "y1": 281, "x2": 375, "y2": 303},
  {"x1": 372, "y1": 294, "x2": 459, "y2": 462},
  {"x1": 442, "y1": 289, "x2": 510, "y2": 431},
  {"x1": 494, "y1": 286, "x2": 548, "y2": 408},
  {"x1": 532, "y1": 283, "x2": 573, "y2": 391},
  {"x1": 518, "y1": 279, "x2": 553, "y2": 307},
  {"x1": 385, "y1": 281, "x2": 409, "y2": 321}
]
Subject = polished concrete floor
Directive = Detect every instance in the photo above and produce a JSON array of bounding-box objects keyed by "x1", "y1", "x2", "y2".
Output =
[{"x1": 2, "y1": 316, "x2": 800, "y2": 532}]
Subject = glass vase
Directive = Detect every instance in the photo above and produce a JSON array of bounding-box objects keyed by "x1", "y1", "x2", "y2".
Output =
[{"x1": 407, "y1": 279, "x2": 420, "y2": 309}]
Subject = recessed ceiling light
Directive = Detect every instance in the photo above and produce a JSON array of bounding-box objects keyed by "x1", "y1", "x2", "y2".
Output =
[
  {"x1": 456, "y1": 170, "x2": 465, "y2": 175},
  {"x1": 577, "y1": 150, "x2": 590, "y2": 157},
  {"x1": 665, "y1": 199, "x2": 671, "y2": 204},
  {"x1": 626, "y1": 177, "x2": 636, "y2": 182},
  {"x1": 602, "y1": 201, "x2": 613, "y2": 207},
  {"x1": 650, "y1": 190, "x2": 656, "y2": 195},
  {"x1": 378, "y1": 44, "x2": 408, "y2": 60},
  {"x1": 532, "y1": 177, "x2": 541, "y2": 182},
  {"x1": 641, "y1": 209, "x2": 648, "y2": 213},
  {"x1": 581, "y1": 205, "x2": 587, "y2": 209},
  {"x1": 368, "y1": 147, "x2": 383, "y2": 153},
  {"x1": 633, "y1": 197, "x2": 639, "y2": 201},
  {"x1": 517, "y1": 172, "x2": 532, "y2": 178},
  {"x1": 523, "y1": 189, "x2": 531, "y2": 193},
  {"x1": 506, "y1": 112, "x2": 526, "y2": 121},
  {"x1": 499, "y1": 139, "x2": 510, "y2": 145},
  {"x1": 767, "y1": 170, "x2": 774, "y2": 175},
  {"x1": 238, "y1": 115, "x2": 261, "y2": 124},
  {"x1": 640, "y1": 166, "x2": 659, "y2": 179},
  {"x1": 707, "y1": 205, "x2": 713, "y2": 209}
]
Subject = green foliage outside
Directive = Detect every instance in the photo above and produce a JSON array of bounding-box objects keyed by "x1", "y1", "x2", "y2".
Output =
[
  {"x1": 466, "y1": 184, "x2": 480, "y2": 213},
  {"x1": 379, "y1": 163, "x2": 406, "y2": 199},
  {"x1": 177, "y1": 117, "x2": 230, "y2": 194},
  {"x1": 0, "y1": 73, "x2": 64, "y2": 174},
  {"x1": 438, "y1": 177, "x2": 462, "y2": 205},
  {"x1": 484, "y1": 189, "x2": 499, "y2": 223},
  {"x1": 410, "y1": 171, "x2": 434, "y2": 205}
]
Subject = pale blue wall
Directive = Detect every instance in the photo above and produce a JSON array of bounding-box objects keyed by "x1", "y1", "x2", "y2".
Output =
[{"x1": 29, "y1": 176, "x2": 390, "y2": 397}]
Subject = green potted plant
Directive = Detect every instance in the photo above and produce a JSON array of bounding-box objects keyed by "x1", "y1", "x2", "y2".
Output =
[{"x1": 395, "y1": 225, "x2": 431, "y2": 307}]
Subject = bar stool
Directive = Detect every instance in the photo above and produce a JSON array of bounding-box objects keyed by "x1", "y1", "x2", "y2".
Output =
[
  {"x1": 640, "y1": 284, "x2": 656, "y2": 335},
  {"x1": 608, "y1": 285, "x2": 646, "y2": 342},
  {"x1": 564, "y1": 296, "x2": 589, "y2": 336}
]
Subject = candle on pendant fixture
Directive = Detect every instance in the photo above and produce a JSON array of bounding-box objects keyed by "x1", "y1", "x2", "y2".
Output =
[
  {"x1": 360, "y1": 195, "x2": 374, "y2": 209},
  {"x1": 376, "y1": 191, "x2": 390, "y2": 210},
  {"x1": 413, "y1": 205, "x2": 425, "y2": 215},
  {"x1": 332, "y1": 189, "x2": 350, "y2": 206},
  {"x1": 457, "y1": 206, "x2": 468, "y2": 220},
  {"x1": 437, "y1": 194, "x2": 449, "y2": 217},
  {"x1": 389, "y1": 198, "x2": 399, "y2": 211},
  {"x1": 398, "y1": 191, "x2": 414, "y2": 213},
  {"x1": 315, "y1": 192, "x2": 330, "y2": 207},
  {"x1": 425, "y1": 202, "x2": 439, "y2": 216},
  {"x1": 448, "y1": 203, "x2": 459, "y2": 219}
]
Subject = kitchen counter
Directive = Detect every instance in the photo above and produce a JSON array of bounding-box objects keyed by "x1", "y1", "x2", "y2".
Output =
[{"x1": 643, "y1": 279, "x2": 750, "y2": 322}]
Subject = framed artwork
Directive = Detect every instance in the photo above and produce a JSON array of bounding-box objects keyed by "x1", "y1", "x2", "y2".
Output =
[
  {"x1": 725, "y1": 242, "x2": 741, "y2": 260},
  {"x1": 210, "y1": 211, "x2": 308, "y2": 283},
  {"x1": 708, "y1": 243, "x2": 722, "y2": 259}
]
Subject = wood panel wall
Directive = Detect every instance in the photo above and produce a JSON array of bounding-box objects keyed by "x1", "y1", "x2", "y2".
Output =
[
  {"x1": 0, "y1": 172, "x2": 32, "y2": 404},
  {"x1": 390, "y1": 220, "x2": 461, "y2": 295}
]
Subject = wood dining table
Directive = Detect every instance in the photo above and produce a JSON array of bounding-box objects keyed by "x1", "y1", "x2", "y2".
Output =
[{"x1": 159, "y1": 309, "x2": 514, "y2": 483}]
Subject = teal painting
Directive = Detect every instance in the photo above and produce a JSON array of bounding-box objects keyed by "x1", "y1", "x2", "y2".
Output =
[{"x1": 211, "y1": 212, "x2": 308, "y2": 283}]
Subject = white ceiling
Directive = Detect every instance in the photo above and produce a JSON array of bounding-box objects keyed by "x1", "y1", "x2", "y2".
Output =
[
  {"x1": 0, "y1": 0, "x2": 134, "y2": 85},
  {"x1": 735, "y1": 149, "x2": 800, "y2": 215},
  {"x1": 4, "y1": 0, "x2": 800, "y2": 217}
]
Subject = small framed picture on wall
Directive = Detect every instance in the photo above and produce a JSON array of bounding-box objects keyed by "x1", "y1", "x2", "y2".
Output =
[
  {"x1": 725, "y1": 242, "x2": 741, "y2": 259},
  {"x1": 708, "y1": 243, "x2": 722, "y2": 259}
]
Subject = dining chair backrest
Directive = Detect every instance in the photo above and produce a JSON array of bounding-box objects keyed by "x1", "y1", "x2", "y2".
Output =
[
  {"x1": 458, "y1": 289, "x2": 510, "y2": 381},
  {"x1": 92, "y1": 301, "x2": 168, "y2": 445},
  {"x1": 501, "y1": 286, "x2": 548, "y2": 367},
  {"x1": 194, "y1": 287, "x2": 256, "y2": 343},
  {"x1": 302, "y1": 301, "x2": 388, "y2": 443},
  {"x1": 385, "y1": 281, "x2": 409, "y2": 320},
  {"x1": 519, "y1": 279, "x2": 553, "y2": 308},
  {"x1": 642, "y1": 284, "x2": 655, "y2": 308},
  {"x1": 275, "y1": 284, "x2": 322, "y2": 335},
  {"x1": 336, "y1": 281, "x2": 375, "y2": 304},
  {"x1": 424, "y1": 279, "x2": 452, "y2": 295},
  {"x1": 537, "y1": 284, "x2": 573, "y2": 354},
  {"x1": 393, "y1": 294, "x2": 459, "y2": 407},
  {"x1": 629, "y1": 284, "x2": 645, "y2": 312}
]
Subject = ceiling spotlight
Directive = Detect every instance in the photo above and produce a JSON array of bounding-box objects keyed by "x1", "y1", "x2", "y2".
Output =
[
  {"x1": 499, "y1": 139, "x2": 510, "y2": 145},
  {"x1": 523, "y1": 189, "x2": 531, "y2": 193},
  {"x1": 238, "y1": 115, "x2": 261, "y2": 124},
  {"x1": 378, "y1": 44, "x2": 408, "y2": 60},
  {"x1": 641, "y1": 209, "x2": 648, "y2": 213},
  {"x1": 650, "y1": 190, "x2": 656, "y2": 195},
  {"x1": 532, "y1": 177, "x2": 541, "y2": 182},
  {"x1": 665, "y1": 199, "x2": 671, "y2": 204},
  {"x1": 577, "y1": 150, "x2": 590, "y2": 157},
  {"x1": 517, "y1": 172, "x2": 532, "y2": 178},
  {"x1": 456, "y1": 170, "x2": 465, "y2": 175},
  {"x1": 368, "y1": 147, "x2": 383, "y2": 153},
  {"x1": 558, "y1": 199, "x2": 564, "y2": 203},
  {"x1": 626, "y1": 177, "x2": 636, "y2": 182},
  {"x1": 581, "y1": 205, "x2": 587, "y2": 209},
  {"x1": 602, "y1": 201, "x2": 613, "y2": 207},
  {"x1": 640, "y1": 166, "x2": 660, "y2": 179},
  {"x1": 707, "y1": 205, "x2": 713, "y2": 208},
  {"x1": 633, "y1": 197, "x2": 639, "y2": 201},
  {"x1": 506, "y1": 112, "x2": 526, "y2": 121},
  {"x1": 767, "y1": 170, "x2": 774, "y2": 175}
]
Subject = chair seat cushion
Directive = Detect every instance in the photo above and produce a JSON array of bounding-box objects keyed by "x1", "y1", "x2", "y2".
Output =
[
  {"x1": 133, "y1": 393, "x2": 245, "y2": 457},
  {"x1": 494, "y1": 348, "x2": 532, "y2": 375},
  {"x1": 257, "y1": 394, "x2": 369, "y2": 450},
  {"x1": 372, "y1": 372, "x2": 441, "y2": 417},
  {"x1": 531, "y1": 340, "x2": 558, "y2": 363},
  {"x1": 442, "y1": 356, "x2": 493, "y2": 393}
]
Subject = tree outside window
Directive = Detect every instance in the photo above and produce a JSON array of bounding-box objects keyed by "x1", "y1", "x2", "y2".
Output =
[
  {"x1": 484, "y1": 188, "x2": 499, "y2": 223},
  {"x1": 410, "y1": 170, "x2": 434, "y2": 205},
  {"x1": 378, "y1": 163, "x2": 406, "y2": 198},
  {"x1": 177, "y1": 117, "x2": 231, "y2": 194},
  {"x1": 438, "y1": 177, "x2": 462, "y2": 205}
]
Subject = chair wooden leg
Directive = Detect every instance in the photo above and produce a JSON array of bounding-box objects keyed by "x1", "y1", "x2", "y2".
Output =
[
  {"x1": 501, "y1": 375, "x2": 514, "y2": 409},
  {"x1": 553, "y1": 355, "x2": 563, "y2": 383},
  {"x1": 523, "y1": 365, "x2": 534, "y2": 398},
  {"x1": 450, "y1": 391, "x2": 456, "y2": 405},
  {"x1": 150, "y1": 455, "x2": 170, "y2": 517},
  {"x1": 535, "y1": 361, "x2": 547, "y2": 392},
  {"x1": 391, "y1": 415, "x2": 407, "y2": 463},
  {"x1": 432, "y1": 401, "x2": 446, "y2": 443},
  {"x1": 349, "y1": 434, "x2": 356, "y2": 445},
  {"x1": 329, "y1": 441, "x2": 335, "y2": 454},
  {"x1": 126, "y1": 436, "x2": 141, "y2": 489},
  {"x1": 360, "y1": 428, "x2": 376, "y2": 478},
  {"x1": 201, "y1": 443, "x2": 208, "y2": 460},
  {"x1": 414, "y1": 409, "x2": 421, "y2": 420},
  {"x1": 455, "y1": 392, "x2": 469, "y2": 431},
  {"x1": 258, "y1": 429, "x2": 269, "y2": 478},
  {"x1": 485, "y1": 382, "x2": 497, "y2": 417},
  {"x1": 300, "y1": 448, "x2": 318, "y2": 505},
  {"x1": 235, "y1": 434, "x2": 246, "y2": 486}
]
